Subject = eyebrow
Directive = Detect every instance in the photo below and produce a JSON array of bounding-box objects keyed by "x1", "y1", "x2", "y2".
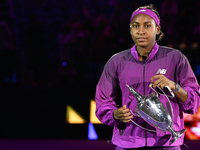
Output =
[{"x1": 131, "y1": 21, "x2": 153, "y2": 24}]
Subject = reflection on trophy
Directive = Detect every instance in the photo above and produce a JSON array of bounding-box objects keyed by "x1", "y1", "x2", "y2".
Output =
[{"x1": 126, "y1": 84, "x2": 186, "y2": 145}]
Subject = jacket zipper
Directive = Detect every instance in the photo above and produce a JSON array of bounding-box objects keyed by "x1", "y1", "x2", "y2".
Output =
[{"x1": 143, "y1": 63, "x2": 147, "y2": 146}]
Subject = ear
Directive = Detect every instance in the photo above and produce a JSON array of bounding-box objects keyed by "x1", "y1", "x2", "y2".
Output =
[
  {"x1": 156, "y1": 26, "x2": 161, "y2": 35},
  {"x1": 130, "y1": 24, "x2": 133, "y2": 35}
]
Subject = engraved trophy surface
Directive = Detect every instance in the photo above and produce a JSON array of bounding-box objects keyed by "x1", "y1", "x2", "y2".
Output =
[{"x1": 126, "y1": 84, "x2": 186, "y2": 145}]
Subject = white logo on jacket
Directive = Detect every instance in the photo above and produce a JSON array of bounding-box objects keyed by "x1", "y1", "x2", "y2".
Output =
[{"x1": 156, "y1": 69, "x2": 167, "y2": 74}]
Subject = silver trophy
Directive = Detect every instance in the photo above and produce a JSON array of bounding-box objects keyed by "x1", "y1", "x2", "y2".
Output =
[{"x1": 126, "y1": 84, "x2": 186, "y2": 145}]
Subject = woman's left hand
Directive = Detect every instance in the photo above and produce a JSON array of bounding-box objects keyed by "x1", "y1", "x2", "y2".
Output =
[{"x1": 150, "y1": 74, "x2": 176, "y2": 91}]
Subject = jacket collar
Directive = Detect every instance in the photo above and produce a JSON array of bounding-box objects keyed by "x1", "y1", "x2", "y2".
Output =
[{"x1": 131, "y1": 42, "x2": 159, "y2": 62}]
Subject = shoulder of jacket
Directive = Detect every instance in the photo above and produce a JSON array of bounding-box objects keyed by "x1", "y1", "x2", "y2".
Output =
[
  {"x1": 109, "y1": 48, "x2": 132, "y2": 62},
  {"x1": 105, "y1": 48, "x2": 131, "y2": 71},
  {"x1": 159, "y1": 46, "x2": 183, "y2": 55},
  {"x1": 112, "y1": 48, "x2": 131, "y2": 57}
]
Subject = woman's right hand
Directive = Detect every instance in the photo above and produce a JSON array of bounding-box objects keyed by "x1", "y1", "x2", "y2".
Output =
[{"x1": 113, "y1": 104, "x2": 134, "y2": 123}]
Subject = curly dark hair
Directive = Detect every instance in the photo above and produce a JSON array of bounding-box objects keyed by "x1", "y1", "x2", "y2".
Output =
[{"x1": 134, "y1": 4, "x2": 164, "y2": 41}]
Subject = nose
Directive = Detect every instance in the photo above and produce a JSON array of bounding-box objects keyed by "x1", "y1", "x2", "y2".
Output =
[{"x1": 138, "y1": 26, "x2": 145, "y2": 35}]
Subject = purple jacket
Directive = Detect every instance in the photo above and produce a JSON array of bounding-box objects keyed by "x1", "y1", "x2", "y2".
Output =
[{"x1": 95, "y1": 42, "x2": 200, "y2": 148}]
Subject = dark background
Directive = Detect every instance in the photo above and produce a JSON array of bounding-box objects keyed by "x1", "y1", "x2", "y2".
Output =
[{"x1": 1, "y1": 0, "x2": 200, "y2": 140}]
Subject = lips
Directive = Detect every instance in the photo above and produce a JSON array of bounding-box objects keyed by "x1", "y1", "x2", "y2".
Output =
[{"x1": 137, "y1": 37, "x2": 147, "y2": 42}]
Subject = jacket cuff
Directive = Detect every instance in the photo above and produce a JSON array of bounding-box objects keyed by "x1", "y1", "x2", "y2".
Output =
[
  {"x1": 178, "y1": 87, "x2": 194, "y2": 113},
  {"x1": 111, "y1": 108, "x2": 121, "y2": 127}
]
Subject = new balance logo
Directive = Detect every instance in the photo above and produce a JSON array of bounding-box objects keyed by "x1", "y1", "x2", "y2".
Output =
[{"x1": 156, "y1": 69, "x2": 167, "y2": 74}]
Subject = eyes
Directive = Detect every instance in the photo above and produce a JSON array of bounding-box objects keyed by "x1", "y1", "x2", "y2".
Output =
[{"x1": 131, "y1": 24, "x2": 152, "y2": 29}]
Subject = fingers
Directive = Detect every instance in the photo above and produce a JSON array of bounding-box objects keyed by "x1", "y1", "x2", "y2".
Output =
[
  {"x1": 117, "y1": 105, "x2": 134, "y2": 123},
  {"x1": 150, "y1": 74, "x2": 169, "y2": 89},
  {"x1": 150, "y1": 74, "x2": 163, "y2": 87},
  {"x1": 150, "y1": 74, "x2": 162, "y2": 83},
  {"x1": 119, "y1": 113, "x2": 134, "y2": 123},
  {"x1": 123, "y1": 104, "x2": 127, "y2": 110}
]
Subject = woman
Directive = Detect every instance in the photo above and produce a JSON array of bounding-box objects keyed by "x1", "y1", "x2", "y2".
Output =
[{"x1": 95, "y1": 4, "x2": 200, "y2": 150}]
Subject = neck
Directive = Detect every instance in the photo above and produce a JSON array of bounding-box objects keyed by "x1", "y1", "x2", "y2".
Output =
[
  {"x1": 136, "y1": 46, "x2": 152, "y2": 61},
  {"x1": 136, "y1": 43, "x2": 155, "y2": 61}
]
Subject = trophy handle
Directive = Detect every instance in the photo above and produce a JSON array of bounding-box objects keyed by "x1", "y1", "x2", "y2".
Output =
[
  {"x1": 130, "y1": 109, "x2": 140, "y2": 117},
  {"x1": 149, "y1": 84, "x2": 174, "y2": 124},
  {"x1": 129, "y1": 118, "x2": 164, "y2": 133},
  {"x1": 149, "y1": 83, "x2": 159, "y2": 97}
]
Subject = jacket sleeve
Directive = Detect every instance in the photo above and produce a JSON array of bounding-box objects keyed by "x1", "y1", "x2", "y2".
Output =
[
  {"x1": 95, "y1": 58, "x2": 122, "y2": 127},
  {"x1": 177, "y1": 53, "x2": 200, "y2": 114}
]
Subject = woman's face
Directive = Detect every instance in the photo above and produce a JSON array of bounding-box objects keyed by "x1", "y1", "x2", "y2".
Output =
[{"x1": 130, "y1": 13, "x2": 160, "y2": 49}]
